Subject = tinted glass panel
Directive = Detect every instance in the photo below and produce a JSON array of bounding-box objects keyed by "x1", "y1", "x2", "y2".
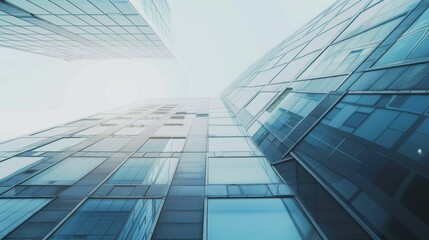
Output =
[
  {"x1": 0, "y1": 198, "x2": 50, "y2": 238},
  {"x1": 207, "y1": 157, "x2": 280, "y2": 184},
  {"x1": 108, "y1": 158, "x2": 178, "y2": 185},
  {"x1": 24, "y1": 157, "x2": 105, "y2": 185},
  {"x1": 0, "y1": 157, "x2": 44, "y2": 180},
  {"x1": 207, "y1": 198, "x2": 320, "y2": 240},
  {"x1": 51, "y1": 198, "x2": 161, "y2": 239}
]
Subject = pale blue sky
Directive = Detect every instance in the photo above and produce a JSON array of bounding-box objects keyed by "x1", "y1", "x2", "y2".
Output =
[{"x1": 0, "y1": 0, "x2": 334, "y2": 141}]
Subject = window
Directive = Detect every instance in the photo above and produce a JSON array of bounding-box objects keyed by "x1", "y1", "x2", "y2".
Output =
[
  {"x1": 34, "y1": 138, "x2": 87, "y2": 152},
  {"x1": 138, "y1": 138, "x2": 186, "y2": 152},
  {"x1": 0, "y1": 157, "x2": 44, "y2": 180},
  {"x1": 375, "y1": 8, "x2": 429, "y2": 67},
  {"x1": 108, "y1": 158, "x2": 178, "y2": 185},
  {"x1": 51, "y1": 198, "x2": 161, "y2": 239},
  {"x1": 84, "y1": 138, "x2": 132, "y2": 152},
  {"x1": 207, "y1": 198, "x2": 320, "y2": 240},
  {"x1": 32, "y1": 127, "x2": 75, "y2": 137},
  {"x1": 209, "y1": 137, "x2": 258, "y2": 152},
  {"x1": 245, "y1": 92, "x2": 277, "y2": 116},
  {"x1": 207, "y1": 157, "x2": 279, "y2": 184},
  {"x1": 0, "y1": 198, "x2": 50, "y2": 238},
  {"x1": 0, "y1": 138, "x2": 46, "y2": 152},
  {"x1": 300, "y1": 18, "x2": 403, "y2": 78},
  {"x1": 24, "y1": 157, "x2": 105, "y2": 185},
  {"x1": 154, "y1": 125, "x2": 190, "y2": 136},
  {"x1": 209, "y1": 126, "x2": 243, "y2": 136},
  {"x1": 209, "y1": 118, "x2": 237, "y2": 125},
  {"x1": 114, "y1": 127, "x2": 146, "y2": 136},
  {"x1": 77, "y1": 126, "x2": 110, "y2": 135}
]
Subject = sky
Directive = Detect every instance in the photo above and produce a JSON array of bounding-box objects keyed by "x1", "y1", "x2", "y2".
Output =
[{"x1": 0, "y1": 0, "x2": 334, "y2": 141}]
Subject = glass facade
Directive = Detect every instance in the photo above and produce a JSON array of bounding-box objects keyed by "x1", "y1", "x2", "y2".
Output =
[
  {"x1": 222, "y1": 0, "x2": 429, "y2": 238},
  {"x1": 0, "y1": 0, "x2": 173, "y2": 60},
  {"x1": 1, "y1": 0, "x2": 429, "y2": 239}
]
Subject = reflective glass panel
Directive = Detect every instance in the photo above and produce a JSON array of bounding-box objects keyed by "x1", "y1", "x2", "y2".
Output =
[
  {"x1": 51, "y1": 198, "x2": 161, "y2": 240},
  {"x1": 138, "y1": 138, "x2": 186, "y2": 152},
  {"x1": 207, "y1": 157, "x2": 280, "y2": 184},
  {"x1": 209, "y1": 126, "x2": 243, "y2": 136},
  {"x1": 108, "y1": 158, "x2": 178, "y2": 185},
  {"x1": 84, "y1": 138, "x2": 132, "y2": 152},
  {"x1": 24, "y1": 157, "x2": 105, "y2": 185},
  {"x1": 0, "y1": 157, "x2": 44, "y2": 180},
  {"x1": 207, "y1": 198, "x2": 320, "y2": 240},
  {"x1": 34, "y1": 138, "x2": 87, "y2": 152},
  {"x1": 209, "y1": 137, "x2": 258, "y2": 152},
  {"x1": 0, "y1": 198, "x2": 50, "y2": 238},
  {"x1": 375, "y1": 8, "x2": 429, "y2": 66},
  {"x1": 0, "y1": 138, "x2": 46, "y2": 152}
]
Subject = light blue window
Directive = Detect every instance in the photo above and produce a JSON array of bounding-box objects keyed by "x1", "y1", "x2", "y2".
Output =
[
  {"x1": 84, "y1": 138, "x2": 132, "y2": 152},
  {"x1": 24, "y1": 157, "x2": 105, "y2": 185},
  {"x1": 0, "y1": 157, "x2": 44, "y2": 180},
  {"x1": 34, "y1": 138, "x2": 87, "y2": 152},
  {"x1": 207, "y1": 157, "x2": 280, "y2": 184},
  {"x1": 51, "y1": 198, "x2": 161, "y2": 240},
  {"x1": 209, "y1": 126, "x2": 243, "y2": 136},
  {"x1": 114, "y1": 127, "x2": 146, "y2": 136},
  {"x1": 108, "y1": 158, "x2": 178, "y2": 185},
  {"x1": 0, "y1": 198, "x2": 50, "y2": 238},
  {"x1": 209, "y1": 137, "x2": 258, "y2": 152},
  {"x1": 245, "y1": 92, "x2": 277, "y2": 116},
  {"x1": 138, "y1": 138, "x2": 186, "y2": 152},
  {"x1": 209, "y1": 118, "x2": 237, "y2": 125},
  {"x1": 77, "y1": 126, "x2": 110, "y2": 135},
  {"x1": 207, "y1": 198, "x2": 320, "y2": 240},
  {"x1": 0, "y1": 138, "x2": 46, "y2": 152},
  {"x1": 32, "y1": 127, "x2": 75, "y2": 137}
]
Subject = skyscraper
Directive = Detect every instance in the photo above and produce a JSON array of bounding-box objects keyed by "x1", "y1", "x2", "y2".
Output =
[
  {"x1": 0, "y1": 0, "x2": 429, "y2": 239},
  {"x1": 0, "y1": 0, "x2": 173, "y2": 60},
  {"x1": 223, "y1": 0, "x2": 429, "y2": 239}
]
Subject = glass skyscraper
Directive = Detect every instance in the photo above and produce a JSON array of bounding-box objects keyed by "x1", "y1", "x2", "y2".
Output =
[
  {"x1": 0, "y1": 0, "x2": 172, "y2": 60},
  {"x1": 0, "y1": 0, "x2": 429, "y2": 239}
]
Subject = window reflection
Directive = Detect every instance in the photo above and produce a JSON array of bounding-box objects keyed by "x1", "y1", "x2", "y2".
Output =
[
  {"x1": 207, "y1": 157, "x2": 280, "y2": 184},
  {"x1": 292, "y1": 93, "x2": 429, "y2": 238},
  {"x1": 108, "y1": 157, "x2": 178, "y2": 185},
  {"x1": 207, "y1": 198, "x2": 320, "y2": 240},
  {"x1": 24, "y1": 157, "x2": 105, "y2": 185},
  {"x1": 51, "y1": 198, "x2": 161, "y2": 239}
]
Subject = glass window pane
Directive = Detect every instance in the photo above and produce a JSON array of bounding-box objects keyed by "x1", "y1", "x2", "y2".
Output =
[
  {"x1": 51, "y1": 198, "x2": 161, "y2": 239},
  {"x1": 24, "y1": 157, "x2": 105, "y2": 185},
  {"x1": 34, "y1": 138, "x2": 87, "y2": 152},
  {"x1": 209, "y1": 126, "x2": 243, "y2": 136},
  {"x1": 207, "y1": 198, "x2": 320, "y2": 240},
  {"x1": 0, "y1": 198, "x2": 50, "y2": 238},
  {"x1": 32, "y1": 126, "x2": 75, "y2": 137},
  {"x1": 84, "y1": 138, "x2": 132, "y2": 152},
  {"x1": 0, "y1": 157, "x2": 44, "y2": 180},
  {"x1": 0, "y1": 138, "x2": 46, "y2": 152},
  {"x1": 245, "y1": 92, "x2": 277, "y2": 116},
  {"x1": 76, "y1": 126, "x2": 110, "y2": 135},
  {"x1": 209, "y1": 118, "x2": 237, "y2": 125},
  {"x1": 208, "y1": 157, "x2": 280, "y2": 184},
  {"x1": 138, "y1": 138, "x2": 186, "y2": 152},
  {"x1": 154, "y1": 125, "x2": 190, "y2": 136},
  {"x1": 209, "y1": 137, "x2": 258, "y2": 152},
  {"x1": 108, "y1": 157, "x2": 178, "y2": 184},
  {"x1": 114, "y1": 127, "x2": 146, "y2": 136},
  {"x1": 375, "y1": 8, "x2": 429, "y2": 66}
]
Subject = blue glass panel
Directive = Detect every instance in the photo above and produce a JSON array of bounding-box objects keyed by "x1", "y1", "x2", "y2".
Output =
[
  {"x1": 24, "y1": 157, "x2": 105, "y2": 185},
  {"x1": 108, "y1": 157, "x2": 178, "y2": 184},
  {"x1": 207, "y1": 198, "x2": 320, "y2": 240},
  {"x1": 51, "y1": 198, "x2": 161, "y2": 239},
  {"x1": 0, "y1": 198, "x2": 50, "y2": 238}
]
